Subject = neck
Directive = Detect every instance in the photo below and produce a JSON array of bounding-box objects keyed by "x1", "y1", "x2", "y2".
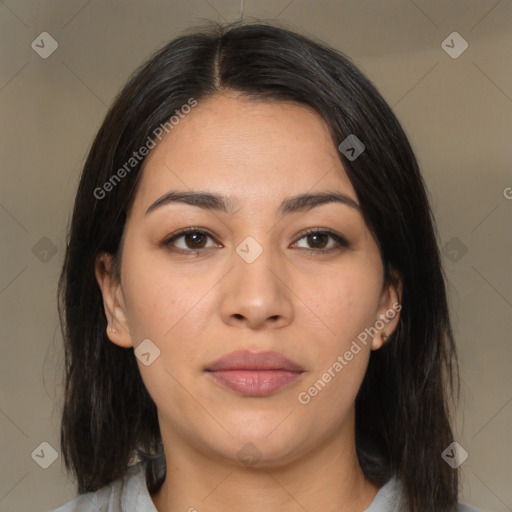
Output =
[{"x1": 151, "y1": 410, "x2": 379, "y2": 512}]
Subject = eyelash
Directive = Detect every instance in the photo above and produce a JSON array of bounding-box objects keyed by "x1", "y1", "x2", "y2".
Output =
[{"x1": 160, "y1": 227, "x2": 350, "y2": 256}]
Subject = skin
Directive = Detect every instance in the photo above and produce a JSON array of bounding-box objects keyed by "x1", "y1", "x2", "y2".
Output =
[{"x1": 95, "y1": 93, "x2": 401, "y2": 512}]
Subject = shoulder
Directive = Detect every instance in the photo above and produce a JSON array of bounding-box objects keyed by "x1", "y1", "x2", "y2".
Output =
[
  {"x1": 365, "y1": 476, "x2": 484, "y2": 512},
  {"x1": 458, "y1": 505, "x2": 483, "y2": 512},
  {"x1": 47, "y1": 481, "x2": 116, "y2": 512},
  {"x1": 47, "y1": 462, "x2": 153, "y2": 512}
]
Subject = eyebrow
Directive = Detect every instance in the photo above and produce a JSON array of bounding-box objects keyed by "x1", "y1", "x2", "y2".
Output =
[{"x1": 145, "y1": 190, "x2": 360, "y2": 216}]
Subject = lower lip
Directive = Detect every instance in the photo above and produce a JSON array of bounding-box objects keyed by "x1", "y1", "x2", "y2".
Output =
[{"x1": 206, "y1": 370, "x2": 303, "y2": 397}]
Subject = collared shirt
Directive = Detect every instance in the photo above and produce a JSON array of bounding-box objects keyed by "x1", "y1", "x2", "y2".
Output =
[{"x1": 49, "y1": 461, "x2": 482, "y2": 512}]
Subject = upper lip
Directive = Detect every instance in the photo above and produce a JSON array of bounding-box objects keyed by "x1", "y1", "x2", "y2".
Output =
[{"x1": 205, "y1": 350, "x2": 304, "y2": 372}]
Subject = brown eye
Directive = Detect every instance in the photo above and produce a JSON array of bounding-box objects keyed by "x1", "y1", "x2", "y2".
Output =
[
  {"x1": 182, "y1": 232, "x2": 208, "y2": 249},
  {"x1": 162, "y1": 228, "x2": 219, "y2": 253},
  {"x1": 294, "y1": 229, "x2": 350, "y2": 254},
  {"x1": 305, "y1": 232, "x2": 330, "y2": 249}
]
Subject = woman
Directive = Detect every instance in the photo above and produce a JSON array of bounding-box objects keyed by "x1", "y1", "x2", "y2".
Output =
[{"x1": 52, "y1": 21, "x2": 481, "y2": 512}]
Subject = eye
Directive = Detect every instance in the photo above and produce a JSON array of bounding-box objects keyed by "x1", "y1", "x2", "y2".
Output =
[
  {"x1": 161, "y1": 227, "x2": 219, "y2": 254},
  {"x1": 161, "y1": 227, "x2": 350, "y2": 255},
  {"x1": 293, "y1": 228, "x2": 350, "y2": 254}
]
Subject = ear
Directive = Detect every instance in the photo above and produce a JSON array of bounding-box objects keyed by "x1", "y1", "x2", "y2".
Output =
[
  {"x1": 94, "y1": 252, "x2": 133, "y2": 348},
  {"x1": 371, "y1": 269, "x2": 403, "y2": 351}
]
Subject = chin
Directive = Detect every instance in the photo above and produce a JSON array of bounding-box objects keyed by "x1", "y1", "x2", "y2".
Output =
[{"x1": 202, "y1": 423, "x2": 313, "y2": 469}]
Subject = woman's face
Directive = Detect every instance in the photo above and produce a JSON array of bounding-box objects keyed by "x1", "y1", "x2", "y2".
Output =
[{"x1": 96, "y1": 93, "x2": 400, "y2": 467}]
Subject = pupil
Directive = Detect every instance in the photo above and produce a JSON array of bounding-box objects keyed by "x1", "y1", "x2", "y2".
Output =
[
  {"x1": 309, "y1": 233, "x2": 327, "y2": 248},
  {"x1": 187, "y1": 233, "x2": 206, "y2": 248}
]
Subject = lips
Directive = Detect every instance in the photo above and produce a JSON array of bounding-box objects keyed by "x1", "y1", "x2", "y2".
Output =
[
  {"x1": 205, "y1": 350, "x2": 305, "y2": 397},
  {"x1": 206, "y1": 349, "x2": 304, "y2": 372}
]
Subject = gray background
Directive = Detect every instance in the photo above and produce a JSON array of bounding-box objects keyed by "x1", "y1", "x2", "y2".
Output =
[{"x1": 1, "y1": 1, "x2": 511, "y2": 511}]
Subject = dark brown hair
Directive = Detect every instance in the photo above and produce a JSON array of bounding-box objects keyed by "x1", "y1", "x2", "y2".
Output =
[{"x1": 58, "y1": 20, "x2": 459, "y2": 511}]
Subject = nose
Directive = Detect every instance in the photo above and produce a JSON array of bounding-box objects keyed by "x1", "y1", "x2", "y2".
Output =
[{"x1": 219, "y1": 238, "x2": 294, "y2": 330}]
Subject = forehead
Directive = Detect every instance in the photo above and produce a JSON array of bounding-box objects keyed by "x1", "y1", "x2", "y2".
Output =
[{"x1": 131, "y1": 94, "x2": 357, "y2": 214}]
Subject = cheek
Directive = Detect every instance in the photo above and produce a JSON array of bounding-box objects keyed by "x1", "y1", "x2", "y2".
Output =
[
  {"x1": 295, "y1": 260, "x2": 382, "y2": 347},
  {"x1": 295, "y1": 267, "x2": 379, "y2": 412},
  {"x1": 121, "y1": 252, "x2": 217, "y2": 420},
  {"x1": 121, "y1": 245, "x2": 216, "y2": 344}
]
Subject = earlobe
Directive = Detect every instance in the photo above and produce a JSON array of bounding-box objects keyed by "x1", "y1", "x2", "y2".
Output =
[{"x1": 94, "y1": 252, "x2": 133, "y2": 348}]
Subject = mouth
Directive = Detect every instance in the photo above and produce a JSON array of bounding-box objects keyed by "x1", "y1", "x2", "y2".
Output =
[{"x1": 204, "y1": 350, "x2": 305, "y2": 397}]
